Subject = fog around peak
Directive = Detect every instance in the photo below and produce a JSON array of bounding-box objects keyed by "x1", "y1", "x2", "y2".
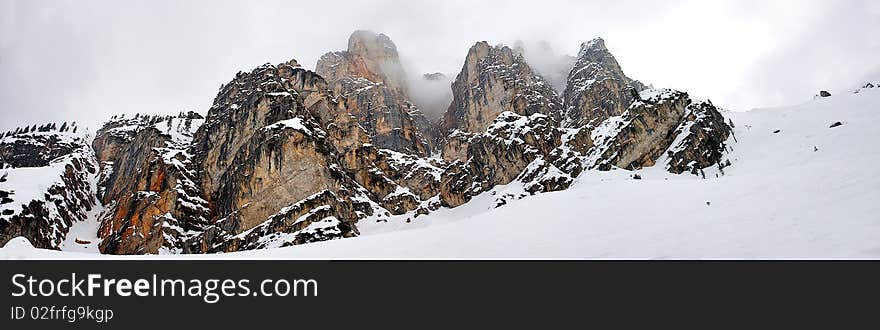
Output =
[
  {"x1": 2, "y1": 0, "x2": 878, "y2": 131},
  {"x1": 515, "y1": 40, "x2": 577, "y2": 94},
  {"x1": 401, "y1": 59, "x2": 453, "y2": 121}
]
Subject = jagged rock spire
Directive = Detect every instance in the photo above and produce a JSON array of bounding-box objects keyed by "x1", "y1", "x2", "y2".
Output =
[
  {"x1": 441, "y1": 41, "x2": 562, "y2": 134},
  {"x1": 317, "y1": 30, "x2": 409, "y2": 97},
  {"x1": 316, "y1": 30, "x2": 435, "y2": 156},
  {"x1": 562, "y1": 37, "x2": 646, "y2": 128}
]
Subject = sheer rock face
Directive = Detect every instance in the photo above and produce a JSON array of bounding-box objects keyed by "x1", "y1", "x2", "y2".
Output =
[
  {"x1": 436, "y1": 42, "x2": 568, "y2": 207},
  {"x1": 192, "y1": 62, "x2": 306, "y2": 199},
  {"x1": 190, "y1": 61, "x2": 368, "y2": 241},
  {"x1": 562, "y1": 38, "x2": 647, "y2": 128},
  {"x1": 92, "y1": 113, "x2": 210, "y2": 254},
  {"x1": 317, "y1": 31, "x2": 435, "y2": 156},
  {"x1": 209, "y1": 190, "x2": 360, "y2": 252},
  {"x1": 0, "y1": 34, "x2": 739, "y2": 254},
  {"x1": 210, "y1": 120, "x2": 345, "y2": 234},
  {"x1": 185, "y1": 60, "x2": 435, "y2": 252},
  {"x1": 439, "y1": 112, "x2": 562, "y2": 207},
  {"x1": 442, "y1": 42, "x2": 562, "y2": 134},
  {"x1": 92, "y1": 59, "x2": 441, "y2": 254},
  {"x1": 664, "y1": 101, "x2": 733, "y2": 174},
  {"x1": 0, "y1": 136, "x2": 76, "y2": 168},
  {"x1": 329, "y1": 77, "x2": 433, "y2": 155},
  {"x1": 584, "y1": 89, "x2": 731, "y2": 172},
  {"x1": 317, "y1": 30, "x2": 409, "y2": 96},
  {"x1": 0, "y1": 126, "x2": 97, "y2": 250}
]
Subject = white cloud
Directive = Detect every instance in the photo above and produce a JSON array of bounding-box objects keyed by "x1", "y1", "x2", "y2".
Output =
[{"x1": 1, "y1": 0, "x2": 877, "y2": 131}]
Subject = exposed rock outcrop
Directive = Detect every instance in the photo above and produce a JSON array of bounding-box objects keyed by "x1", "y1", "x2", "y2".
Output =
[
  {"x1": 664, "y1": 100, "x2": 733, "y2": 175},
  {"x1": 185, "y1": 59, "x2": 446, "y2": 252},
  {"x1": 317, "y1": 31, "x2": 409, "y2": 96},
  {"x1": 317, "y1": 31, "x2": 435, "y2": 155},
  {"x1": 207, "y1": 190, "x2": 360, "y2": 252},
  {"x1": 186, "y1": 61, "x2": 376, "y2": 250},
  {"x1": 562, "y1": 38, "x2": 647, "y2": 128},
  {"x1": 92, "y1": 112, "x2": 210, "y2": 254},
  {"x1": 0, "y1": 125, "x2": 97, "y2": 249},
  {"x1": 439, "y1": 112, "x2": 562, "y2": 207},
  {"x1": 1, "y1": 122, "x2": 84, "y2": 168},
  {"x1": 0, "y1": 33, "x2": 739, "y2": 255},
  {"x1": 581, "y1": 89, "x2": 732, "y2": 173},
  {"x1": 91, "y1": 57, "x2": 450, "y2": 254},
  {"x1": 853, "y1": 82, "x2": 878, "y2": 94},
  {"x1": 441, "y1": 42, "x2": 562, "y2": 134}
]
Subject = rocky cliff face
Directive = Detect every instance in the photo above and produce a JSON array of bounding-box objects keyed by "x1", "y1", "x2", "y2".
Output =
[
  {"x1": 184, "y1": 61, "x2": 377, "y2": 252},
  {"x1": 572, "y1": 89, "x2": 732, "y2": 174},
  {"x1": 0, "y1": 124, "x2": 97, "y2": 249},
  {"x1": 434, "y1": 42, "x2": 572, "y2": 207},
  {"x1": 92, "y1": 57, "x2": 449, "y2": 254},
  {"x1": 442, "y1": 42, "x2": 562, "y2": 134},
  {"x1": 0, "y1": 124, "x2": 84, "y2": 169},
  {"x1": 562, "y1": 38, "x2": 647, "y2": 128},
  {"x1": 317, "y1": 31, "x2": 435, "y2": 156},
  {"x1": 439, "y1": 112, "x2": 563, "y2": 207},
  {"x1": 0, "y1": 32, "x2": 738, "y2": 255},
  {"x1": 317, "y1": 31, "x2": 409, "y2": 96},
  {"x1": 92, "y1": 112, "x2": 210, "y2": 254},
  {"x1": 664, "y1": 100, "x2": 734, "y2": 175},
  {"x1": 437, "y1": 38, "x2": 732, "y2": 208}
]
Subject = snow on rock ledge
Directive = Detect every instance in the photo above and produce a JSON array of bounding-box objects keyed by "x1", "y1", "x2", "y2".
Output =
[{"x1": 0, "y1": 125, "x2": 98, "y2": 250}]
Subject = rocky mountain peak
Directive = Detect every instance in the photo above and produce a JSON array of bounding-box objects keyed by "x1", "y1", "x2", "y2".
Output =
[
  {"x1": 465, "y1": 41, "x2": 518, "y2": 71},
  {"x1": 0, "y1": 32, "x2": 738, "y2": 256},
  {"x1": 562, "y1": 37, "x2": 645, "y2": 128},
  {"x1": 580, "y1": 37, "x2": 607, "y2": 53},
  {"x1": 442, "y1": 41, "x2": 562, "y2": 134},
  {"x1": 317, "y1": 31, "x2": 435, "y2": 156},
  {"x1": 348, "y1": 30, "x2": 398, "y2": 58},
  {"x1": 318, "y1": 30, "x2": 408, "y2": 97}
]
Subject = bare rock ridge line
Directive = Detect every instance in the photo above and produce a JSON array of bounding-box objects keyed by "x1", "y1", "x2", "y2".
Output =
[
  {"x1": 562, "y1": 37, "x2": 649, "y2": 128},
  {"x1": 0, "y1": 31, "x2": 734, "y2": 254},
  {"x1": 0, "y1": 123, "x2": 97, "y2": 249},
  {"x1": 316, "y1": 30, "x2": 436, "y2": 156},
  {"x1": 441, "y1": 41, "x2": 562, "y2": 134}
]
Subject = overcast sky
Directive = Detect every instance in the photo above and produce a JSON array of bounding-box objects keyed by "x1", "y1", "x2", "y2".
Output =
[{"x1": 1, "y1": 0, "x2": 878, "y2": 132}]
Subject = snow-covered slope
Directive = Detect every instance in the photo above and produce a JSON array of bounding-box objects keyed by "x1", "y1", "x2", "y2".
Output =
[
  {"x1": 3, "y1": 87, "x2": 879, "y2": 259},
  {"x1": 0, "y1": 124, "x2": 100, "y2": 250}
]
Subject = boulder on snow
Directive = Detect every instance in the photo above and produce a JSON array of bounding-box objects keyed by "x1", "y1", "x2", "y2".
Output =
[{"x1": 819, "y1": 91, "x2": 832, "y2": 97}]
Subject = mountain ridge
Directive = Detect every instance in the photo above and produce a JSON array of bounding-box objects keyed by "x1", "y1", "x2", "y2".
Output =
[{"x1": 1, "y1": 31, "x2": 740, "y2": 255}]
